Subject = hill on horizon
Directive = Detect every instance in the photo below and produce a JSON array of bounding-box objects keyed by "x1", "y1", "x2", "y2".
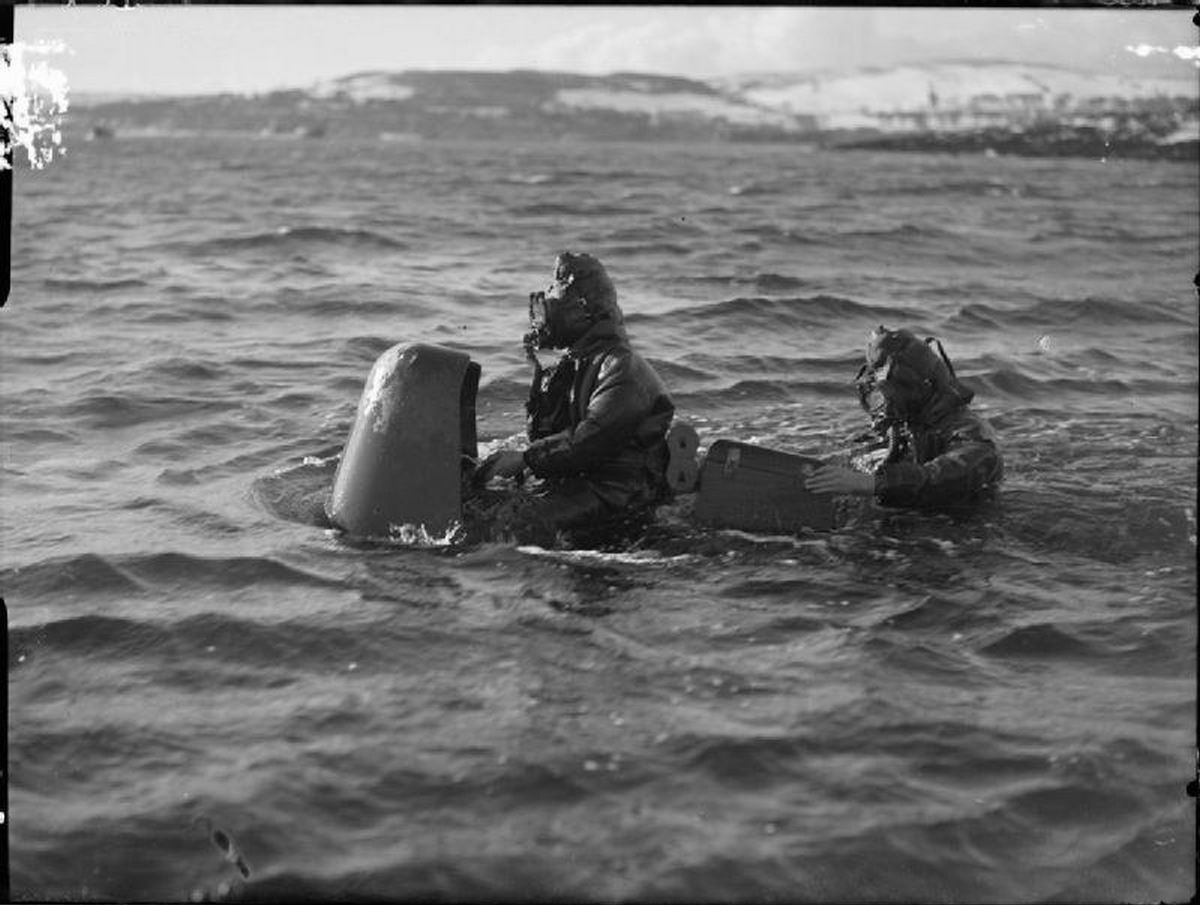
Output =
[{"x1": 69, "y1": 60, "x2": 1198, "y2": 160}]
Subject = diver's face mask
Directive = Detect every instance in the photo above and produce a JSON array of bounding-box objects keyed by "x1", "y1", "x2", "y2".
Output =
[
  {"x1": 525, "y1": 282, "x2": 591, "y2": 350},
  {"x1": 856, "y1": 353, "x2": 936, "y2": 428},
  {"x1": 856, "y1": 360, "x2": 898, "y2": 430},
  {"x1": 856, "y1": 329, "x2": 967, "y2": 429}
]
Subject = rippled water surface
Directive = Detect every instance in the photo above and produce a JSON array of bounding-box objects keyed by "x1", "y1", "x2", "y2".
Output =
[{"x1": 4, "y1": 135, "x2": 1196, "y2": 902}]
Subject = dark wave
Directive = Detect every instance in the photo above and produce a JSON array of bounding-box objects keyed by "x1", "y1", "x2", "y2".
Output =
[
  {"x1": 3, "y1": 551, "x2": 345, "y2": 602},
  {"x1": 511, "y1": 201, "x2": 643, "y2": 218},
  {"x1": 4, "y1": 426, "x2": 80, "y2": 444},
  {"x1": 885, "y1": 728, "x2": 1051, "y2": 787},
  {"x1": 10, "y1": 608, "x2": 387, "y2": 674},
  {"x1": 943, "y1": 301, "x2": 1018, "y2": 331},
  {"x1": 716, "y1": 353, "x2": 857, "y2": 376},
  {"x1": 880, "y1": 593, "x2": 1000, "y2": 633},
  {"x1": 227, "y1": 353, "x2": 327, "y2": 372},
  {"x1": 283, "y1": 295, "x2": 435, "y2": 319},
  {"x1": 602, "y1": 241, "x2": 697, "y2": 257},
  {"x1": 2, "y1": 552, "x2": 144, "y2": 597},
  {"x1": 836, "y1": 222, "x2": 960, "y2": 242},
  {"x1": 733, "y1": 223, "x2": 828, "y2": 246},
  {"x1": 716, "y1": 611, "x2": 830, "y2": 638},
  {"x1": 175, "y1": 226, "x2": 407, "y2": 257},
  {"x1": 144, "y1": 357, "x2": 226, "y2": 382},
  {"x1": 165, "y1": 612, "x2": 371, "y2": 668},
  {"x1": 1030, "y1": 224, "x2": 1190, "y2": 246},
  {"x1": 10, "y1": 613, "x2": 170, "y2": 657},
  {"x1": 646, "y1": 359, "x2": 718, "y2": 384},
  {"x1": 59, "y1": 392, "x2": 241, "y2": 429},
  {"x1": 670, "y1": 271, "x2": 819, "y2": 294},
  {"x1": 867, "y1": 178, "x2": 1066, "y2": 201},
  {"x1": 967, "y1": 367, "x2": 1187, "y2": 402},
  {"x1": 751, "y1": 272, "x2": 815, "y2": 292},
  {"x1": 44, "y1": 277, "x2": 150, "y2": 292},
  {"x1": 998, "y1": 487, "x2": 1196, "y2": 564},
  {"x1": 936, "y1": 178, "x2": 1030, "y2": 198},
  {"x1": 1006, "y1": 782, "x2": 1148, "y2": 827},
  {"x1": 215, "y1": 854, "x2": 598, "y2": 904},
  {"x1": 130, "y1": 552, "x2": 346, "y2": 591},
  {"x1": 861, "y1": 635, "x2": 982, "y2": 681},
  {"x1": 159, "y1": 496, "x2": 249, "y2": 535},
  {"x1": 1041, "y1": 815, "x2": 1197, "y2": 904},
  {"x1": 694, "y1": 377, "x2": 851, "y2": 404},
  {"x1": 946, "y1": 296, "x2": 1193, "y2": 330},
  {"x1": 979, "y1": 623, "x2": 1097, "y2": 659},
  {"x1": 714, "y1": 378, "x2": 805, "y2": 402},
  {"x1": 156, "y1": 446, "x2": 318, "y2": 487},
  {"x1": 669, "y1": 294, "x2": 926, "y2": 330},
  {"x1": 669, "y1": 733, "x2": 806, "y2": 787},
  {"x1": 268, "y1": 390, "x2": 323, "y2": 410},
  {"x1": 4, "y1": 350, "x2": 75, "y2": 366},
  {"x1": 111, "y1": 297, "x2": 238, "y2": 324}
]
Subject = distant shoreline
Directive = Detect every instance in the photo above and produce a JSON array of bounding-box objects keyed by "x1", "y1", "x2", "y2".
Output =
[
  {"x1": 66, "y1": 122, "x2": 1197, "y2": 165},
  {"x1": 66, "y1": 62, "x2": 1198, "y2": 164}
]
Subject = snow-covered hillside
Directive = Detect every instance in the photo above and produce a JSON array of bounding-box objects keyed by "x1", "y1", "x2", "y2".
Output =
[
  {"x1": 728, "y1": 61, "x2": 1196, "y2": 131},
  {"x1": 547, "y1": 89, "x2": 800, "y2": 130},
  {"x1": 74, "y1": 61, "x2": 1198, "y2": 158},
  {"x1": 299, "y1": 61, "x2": 1196, "y2": 137},
  {"x1": 309, "y1": 72, "x2": 415, "y2": 102}
]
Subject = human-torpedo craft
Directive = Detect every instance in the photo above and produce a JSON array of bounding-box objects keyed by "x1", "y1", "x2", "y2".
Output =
[{"x1": 325, "y1": 342, "x2": 836, "y2": 541}]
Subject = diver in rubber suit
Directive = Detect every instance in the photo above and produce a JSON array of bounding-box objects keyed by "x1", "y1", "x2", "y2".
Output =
[
  {"x1": 470, "y1": 252, "x2": 676, "y2": 544},
  {"x1": 806, "y1": 326, "x2": 1003, "y2": 508}
]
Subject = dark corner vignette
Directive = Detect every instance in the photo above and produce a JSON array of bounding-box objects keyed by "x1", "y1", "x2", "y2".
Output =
[
  {"x1": 2, "y1": 3, "x2": 13, "y2": 308},
  {"x1": 1, "y1": 599, "x2": 8, "y2": 905}
]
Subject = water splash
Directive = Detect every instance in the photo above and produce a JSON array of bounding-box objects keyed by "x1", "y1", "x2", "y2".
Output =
[
  {"x1": 387, "y1": 520, "x2": 464, "y2": 547},
  {"x1": 1, "y1": 40, "x2": 70, "y2": 169},
  {"x1": 516, "y1": 545, "x2": 697, "y2": 565}
]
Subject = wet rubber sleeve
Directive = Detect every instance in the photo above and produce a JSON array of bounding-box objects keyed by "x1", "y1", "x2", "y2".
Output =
[
  {"x1": 526, "y1": 359, "x2": 575, "y2": 440},
  {"x1": 523, "y1": 353, "x2": 653, "y2": 478},
  {"x1": 874, "y1": 434, "x2": 1002, "y2": 509}
]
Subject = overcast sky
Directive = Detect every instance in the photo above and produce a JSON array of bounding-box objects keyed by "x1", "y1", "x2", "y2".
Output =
[{"x1": 16, "y1": 5, "x2": 1198, "y2": 96}]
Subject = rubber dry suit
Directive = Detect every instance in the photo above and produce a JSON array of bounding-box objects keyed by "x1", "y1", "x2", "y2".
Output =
[
  {"x1": 855, "y1": 326, "x2": 1003, "y2": 509},
  {"x1": 473, "y1": 252, "x2": 676, "y2": 545}
]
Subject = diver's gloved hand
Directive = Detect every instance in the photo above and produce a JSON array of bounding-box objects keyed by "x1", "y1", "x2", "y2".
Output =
[
  {"x1": 522, "y1": 331, "x2": 542, "y2": 369},
  {"x1": 473, "y1": 449, "x2": 528, "y2": 486},
  {"x1": 523, "y1": 332, "x2": 545, "y2": 397}
]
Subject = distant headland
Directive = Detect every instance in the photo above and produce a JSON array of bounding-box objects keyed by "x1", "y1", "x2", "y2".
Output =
[{"x1": 72, "y1": 62, "x2": 1198, "y2": 161}]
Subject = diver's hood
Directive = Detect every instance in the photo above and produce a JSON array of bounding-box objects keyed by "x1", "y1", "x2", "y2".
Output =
[
  {"x1": 527, "y1": 252, "x2": 623, "y2": 350},
  {"x1": 856, "y1": 326, "x2": 974, "y2": 428}
]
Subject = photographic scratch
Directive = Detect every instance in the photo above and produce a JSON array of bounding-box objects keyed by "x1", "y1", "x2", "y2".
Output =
[
  {"x1": 193, "y1": 816, "x2": 252, "y2": 880},
  {"x1": 1, "y1": 39, "x2": 70, "y2": 169}
]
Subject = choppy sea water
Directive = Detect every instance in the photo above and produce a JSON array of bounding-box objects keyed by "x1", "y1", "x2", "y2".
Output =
[{"x1": 3, "y1": 134, "x2": 1196, "y2": 903}]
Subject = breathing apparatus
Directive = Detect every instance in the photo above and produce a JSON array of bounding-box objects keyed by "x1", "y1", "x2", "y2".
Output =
[
  {"x1": 854, "y1": 326, "x2": 974, "y2": 461},
  {"x1": 525, "y1": 286, "x2": 592, "y2": 351},
  {"x1": 523, "y1": 252, "x2": 620, "y2": 351}
]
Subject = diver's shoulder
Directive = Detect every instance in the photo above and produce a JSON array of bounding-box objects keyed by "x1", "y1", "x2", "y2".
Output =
[
  {"x1": 593, "y1": 339, "x2": 637, "y2": 368},
  {"x1": 948, "y1": 406, "x2": 1000, "y2": 443}
]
